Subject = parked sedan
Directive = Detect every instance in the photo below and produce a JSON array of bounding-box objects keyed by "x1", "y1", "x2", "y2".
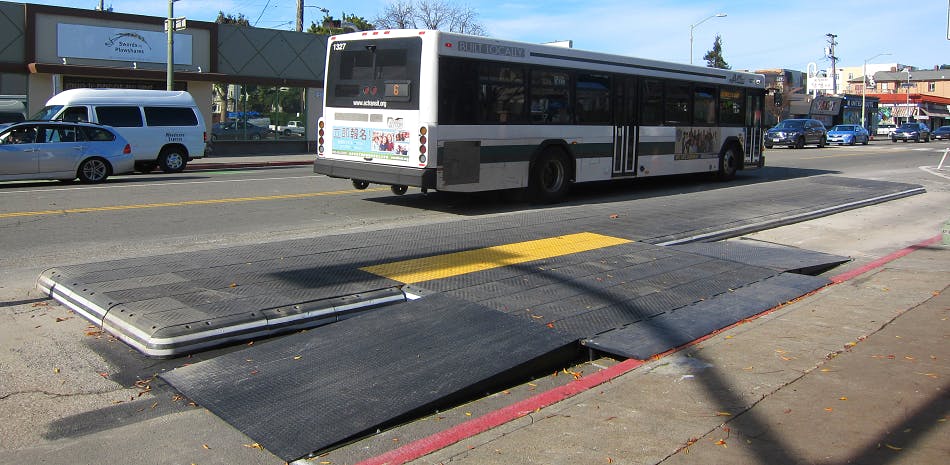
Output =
[
  {"x1": 891, "y1": 122, "x2": 931, "y2": 142},
  {"x1": 210, "y1": 121, "x2": 272, "y2": 141},
  {"x1": 0, "y1": 121, "x2": 133, "y2": 183},
  {"x1": 932, "y1": 125, "x2": 950, "y2": 140},
  {"x1": 826, "y1": 124, "x2": 870, "y2": 145}
]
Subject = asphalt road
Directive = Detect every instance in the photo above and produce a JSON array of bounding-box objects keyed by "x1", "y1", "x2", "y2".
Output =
[{"x1": 1, "y1": 141, "x2": 947, "y2": 301}]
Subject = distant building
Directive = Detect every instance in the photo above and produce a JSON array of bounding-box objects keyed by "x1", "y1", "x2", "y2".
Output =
[
  {"x1": 853, "y1": 67, "x2": 950, "y2": 129},
  {"x1": 755, "y1": 69, "x2": 806, "y2": 126}
]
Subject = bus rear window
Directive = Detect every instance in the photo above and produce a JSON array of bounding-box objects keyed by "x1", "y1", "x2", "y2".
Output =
[{"x1": 326, "y1": 37, "x2": 422, "y2": 110}]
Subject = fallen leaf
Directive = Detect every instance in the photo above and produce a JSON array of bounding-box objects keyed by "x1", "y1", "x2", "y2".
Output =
[
  {"x1": 609, "y1": 214, "x2": 619, "y2": 219},
  {"x1": 243, "y1": 443, "x2": 263, "y2": 450},
  {"x1": 825, "y1": 407, "x2": 834, "y2": 412},
  {"x1": 293, "y1": 355, "x2": 302, "y2": 360},
  {"x1": 839, "y1": 397, "x2": 848, "y2": 401},
  {"x1": 716, "y1": 411, "x2": 731, "y2": 417},
  {"x1": 714, "y1": 439, "x2": 727, "y2": 447},
  {"x1": 885, "y1": 444, "x2": 902, "y2": 451},
  {"x1": 202, "y1": 444, "x2": 210, "y2": 450},
  {"x1": 53, "y1": 367, "x2": 60, "y2": 374},
  {"x1": 465, "y1": 412, "x2": 472, "y2": 416},
  {"x1": 229, "y1": 283, "x2": 238, "y2": 288}
]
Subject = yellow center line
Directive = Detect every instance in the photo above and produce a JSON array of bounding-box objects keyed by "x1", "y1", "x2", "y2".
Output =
[
  {"x1": 361, "y1": 232, "x2": 632, "y2": 284},
  {"x1": 0, "y1": 187, "x2": 388, "y2": 219}
]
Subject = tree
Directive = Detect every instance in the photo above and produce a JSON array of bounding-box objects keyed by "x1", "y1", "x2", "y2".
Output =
[
  {"x1": 215, "y1": 11, "x2": 251, "y2": 26},
  {"x1": 374, "y1": 0, "x2": 485, "y2": 35},
  {"x1": 703, "y1": 34, "x2": 730, "y2": 70},
  {"x1": 307, "y1": 13, "x2": 374, "y2": 35}
]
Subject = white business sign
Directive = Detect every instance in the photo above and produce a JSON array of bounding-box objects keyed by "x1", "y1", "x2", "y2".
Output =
[
  {"x1": 808, "y1": 76, "x2": 834, "y2": 92},
  {"x1": 57, "y1": 23, "x2": 193, "y2": 65}
]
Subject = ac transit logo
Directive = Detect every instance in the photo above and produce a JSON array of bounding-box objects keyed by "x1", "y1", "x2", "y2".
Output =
[{"x1": 386, "y1": 117, "x2": 404, "y2": 130}]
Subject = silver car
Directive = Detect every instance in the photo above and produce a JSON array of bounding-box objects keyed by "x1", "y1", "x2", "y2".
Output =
[{"x1": 0, "y1": 121, "x2": 134, "y2": 183}]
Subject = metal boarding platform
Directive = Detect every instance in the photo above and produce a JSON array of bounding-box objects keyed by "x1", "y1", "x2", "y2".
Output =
[
  {"x1": 160, "y1": 241, "x2": 833, "y2": 461},
  {"x1": 37, "y1": 176, "x2": 920, "y2": 357},
  {"x1": 36, "y1": 176, "x2": 919, "y2": 461}
]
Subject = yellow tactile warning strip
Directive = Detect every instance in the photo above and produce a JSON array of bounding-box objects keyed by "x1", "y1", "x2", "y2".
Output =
[{"x1": 360, "y1": 232, "x2": 632, "y2": 284}]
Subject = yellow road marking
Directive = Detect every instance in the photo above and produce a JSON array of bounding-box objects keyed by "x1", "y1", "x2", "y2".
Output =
[
  {"x1": 0, "y1": 187, "x2": 388, "y2": 219},
  {"x1": 361, "y1": 232, "x2": 632, "y2": 284}
]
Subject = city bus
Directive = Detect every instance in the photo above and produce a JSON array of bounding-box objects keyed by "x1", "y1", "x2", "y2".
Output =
[{"x1": 315, "y1": 30, "x2": 766, "y2": 203}]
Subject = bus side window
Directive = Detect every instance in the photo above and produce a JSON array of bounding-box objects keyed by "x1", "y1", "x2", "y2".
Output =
[
  {"x1": 576, "y1": 73, "x2": 611, "y2": 124},
  {"x1": 531, "y1": 69, "x2": 572, "y2": 124},
  {"x1": 640, "y1": 79, "x2": 663, "y2": 125}
]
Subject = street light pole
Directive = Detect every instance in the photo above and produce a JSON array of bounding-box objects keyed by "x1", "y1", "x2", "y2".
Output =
[
  {"x1": 901, "y1": 67, "x2": 913, "y2": 121},
  {"x1": 689, "y1": 13, "x2": 726, "y2": 65},
  {"x1": 167, "y1": 0, "x2": 175, "y2": 90},
  {"x1": 861, "y1": 52, "x2": 891, "y2": 129}
]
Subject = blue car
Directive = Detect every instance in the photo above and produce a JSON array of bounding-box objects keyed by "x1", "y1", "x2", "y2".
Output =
[{"x1": 826, "y1": 124, "x2": 869, "y2": 146}]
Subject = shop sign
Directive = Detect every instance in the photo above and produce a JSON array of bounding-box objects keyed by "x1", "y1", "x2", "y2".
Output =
[{"x1": 57, "y1": 23, "x2": 193, "y2": 65}]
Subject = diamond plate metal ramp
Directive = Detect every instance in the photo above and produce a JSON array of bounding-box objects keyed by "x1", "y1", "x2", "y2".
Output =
[
  {"x1": 160, "y1": 293, "x2": 578, "y2": 462},
  {"x1": 669, "y1": 239, "x2": 851, "y2": 275},
  {"x1": 583, "y1": 273, "x2": 830, "y2": 359}
]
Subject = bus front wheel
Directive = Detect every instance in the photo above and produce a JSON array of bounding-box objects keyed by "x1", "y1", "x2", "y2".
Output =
[
  {"x1": 717, "y1": 145, "x2": 739, "y2": 181},
  {"x1": 529, "y1": 149, "x2": 571, "y2": 204},
  {"x1": 391, "y1": 185, "x2": 408, "y2": 195},
  {"x1": 352, "y1": 179, "x2": 370, "y2": 190}
]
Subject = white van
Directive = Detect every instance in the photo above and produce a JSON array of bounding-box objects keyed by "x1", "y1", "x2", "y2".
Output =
[{"x1": 33, "y1": 89, "x2": 207, "y2": 173}]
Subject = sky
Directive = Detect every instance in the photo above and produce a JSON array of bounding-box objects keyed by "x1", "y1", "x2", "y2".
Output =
[{"x1": 20, "y1": 0, "x2": 950, "y2": 72}]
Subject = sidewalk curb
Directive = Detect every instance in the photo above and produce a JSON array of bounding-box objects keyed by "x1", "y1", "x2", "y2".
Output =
[{"x1": 186, "y1": 160, "x2": 313, "y2": 170}]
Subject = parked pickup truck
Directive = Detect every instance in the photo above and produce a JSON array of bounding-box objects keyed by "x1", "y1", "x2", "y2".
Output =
[{"x1": 270, "y1": 120, "x2": 306, "y2": 136}]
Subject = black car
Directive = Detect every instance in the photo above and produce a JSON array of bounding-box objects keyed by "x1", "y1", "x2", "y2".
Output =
[
  {"x1": 931, "y1": 125, "x2": 950, "y2": 140},
  {"x1": 891, "y1": 122, "x2": 931, "y2": 143},
  {"x1": 765, "y1": 118, "x2": 827, "y2": 149}
]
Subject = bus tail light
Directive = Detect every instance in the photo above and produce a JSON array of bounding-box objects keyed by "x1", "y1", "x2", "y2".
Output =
[
  {"x1": 419, "y1": 126, "x2": 429, "y2": 165},
  {"x1": 317, "y1": 119, "x2": 326, "y2": 156}
]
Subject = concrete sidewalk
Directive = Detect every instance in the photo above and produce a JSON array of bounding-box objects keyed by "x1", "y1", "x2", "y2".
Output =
[{"x1": 355, "y1": 238, "x2": 949, "y2": 465}]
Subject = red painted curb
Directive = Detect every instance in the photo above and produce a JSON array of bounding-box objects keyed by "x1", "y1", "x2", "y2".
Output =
[
  {"x1": 830, "y1": 235, "x2": 942, "y2": 283},
  {"x1": 355, "y1": 234, "x2": 943, "y2": 465},
  {"x1": 355, "y1": 358, "x2": 644, "y2": 465}
]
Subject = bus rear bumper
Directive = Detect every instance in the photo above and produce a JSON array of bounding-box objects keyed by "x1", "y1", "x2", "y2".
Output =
[{"x1": 314, "y1": 158, "x2": 437, "y2": 189}]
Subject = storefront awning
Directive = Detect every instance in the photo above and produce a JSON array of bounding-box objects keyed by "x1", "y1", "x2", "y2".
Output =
[{"x1": 920, "y1": 107, "x2": 950, "y2": 118}]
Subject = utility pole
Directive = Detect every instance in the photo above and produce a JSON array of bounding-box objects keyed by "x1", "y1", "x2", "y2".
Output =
[
  {"x1": 296, "y1": 0, "x2": 304, "y2": 32},
  {"x1": 826, "y1": 33, "x2": 838, "y2": 95}
]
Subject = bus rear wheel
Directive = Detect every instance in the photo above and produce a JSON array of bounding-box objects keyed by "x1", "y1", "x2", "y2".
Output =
[
  {"x1": 352, "y1": 179, "x2": 370, "y2": 190},
  {"x1": 391, "y1": 184, "x2": 408, "y2": 195},
  {"x1": 529, "y1": 149, "x2": 571, "y2": 204}
]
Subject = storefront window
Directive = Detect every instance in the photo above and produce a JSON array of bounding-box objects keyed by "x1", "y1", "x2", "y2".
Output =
[{"x1": 211, "y1": 83, "x2": 308, "y2": 142}]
